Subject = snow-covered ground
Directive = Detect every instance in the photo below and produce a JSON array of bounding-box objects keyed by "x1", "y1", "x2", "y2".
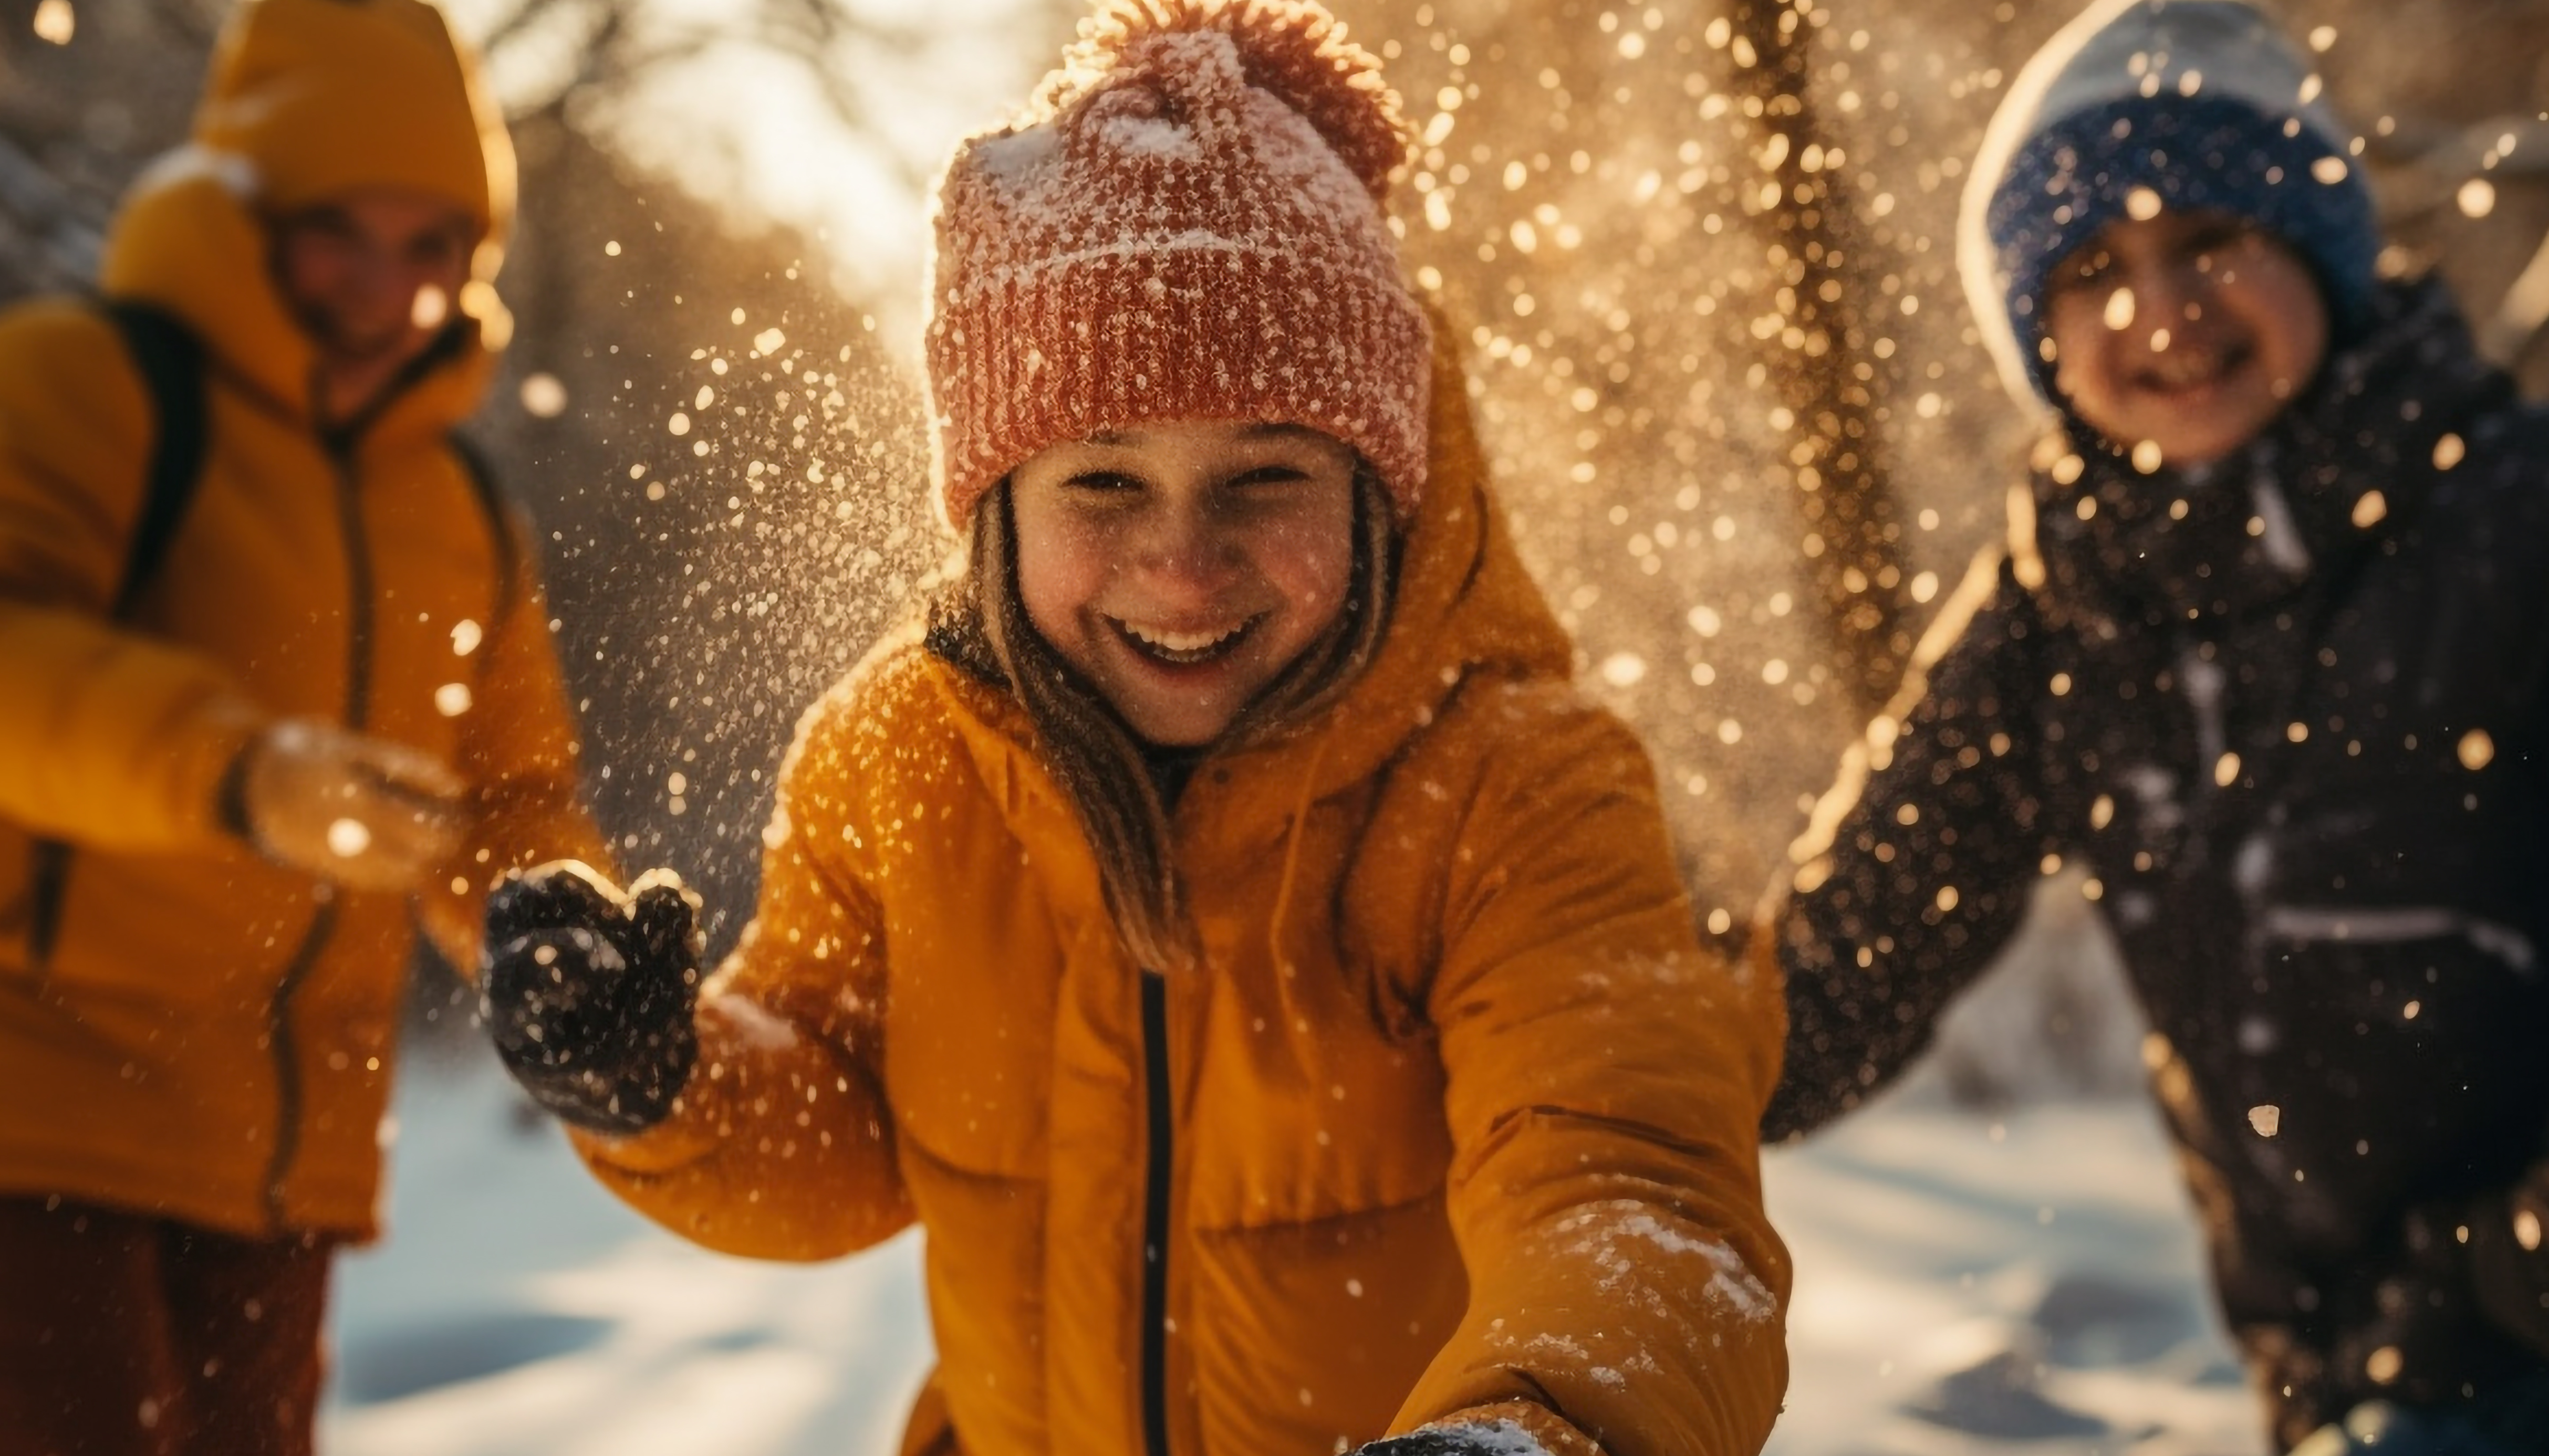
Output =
[{"x1": 321, "y1": 1042, "x2": 2267, "y2": 1456}]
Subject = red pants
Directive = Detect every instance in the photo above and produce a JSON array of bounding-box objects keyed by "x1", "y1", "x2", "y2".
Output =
[{"x1": 0, "y1": 1197, "x2": 333, "y2": 1456}]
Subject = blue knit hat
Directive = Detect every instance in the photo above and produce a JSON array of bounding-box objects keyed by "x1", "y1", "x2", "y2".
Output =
[{"x1": 1956, "y1": 0, "x2": 2381, "y2": 407}]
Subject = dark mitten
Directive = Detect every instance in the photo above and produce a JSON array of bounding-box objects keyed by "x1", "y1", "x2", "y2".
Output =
[
  {"x1": 482, "y1": 860, "x2": 704, "y2": 1135},
  {"x1": 1354, "y1": 1426, "x2": 1549, "y2": 1455}
]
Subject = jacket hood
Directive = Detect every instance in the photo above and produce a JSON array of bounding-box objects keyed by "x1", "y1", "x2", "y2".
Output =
[
  {"x1": 196, "y1": 0, "x2": 514, "y2": 238},
  {"x1": 97, "y1": 0, "x2": 511, "y2": 431},
  {"x1": 1958, "y1": 0, "x2": 2379, "y2": 409}
]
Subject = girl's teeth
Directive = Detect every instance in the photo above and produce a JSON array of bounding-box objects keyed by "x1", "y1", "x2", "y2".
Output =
[
  {"x1": 1118, "y1": 617, "x2": 1251, "y2": 664},
  {"x1": 2153, "y1": 356, "x2": 2222, "y2": 387},
  {"x1": 1128, "y1": 622, "x2": 1240, "y2": 653},
  {"x1": 2146, "y1": 340, "x2": 2246, "y2": 391}
]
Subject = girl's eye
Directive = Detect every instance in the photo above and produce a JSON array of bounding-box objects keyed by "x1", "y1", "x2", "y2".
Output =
[
  {"x1": 1064, "y1": 471, "x2": 1144, "y2": 494},
  {"x1": 1225, "y1": 465, "x2": 1310, "y2": 489},
  {"x1": 2183, "y1": 225, "x2": 2246, "y2": 265},
  {"x1": 291, "y1": 217, "x2": 362, "y2": 253},
  {"x1": 2051, "y1": 253, "x2": 2113, "y2": 296}
]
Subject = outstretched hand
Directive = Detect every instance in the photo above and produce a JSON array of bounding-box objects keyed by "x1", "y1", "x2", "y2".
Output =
[
  {"x1": 481, "y1": 860, "x2": 704, "y2": 1135},
  {"x1": 232, "y1": 718, "x2": 466, "y2": 892}
]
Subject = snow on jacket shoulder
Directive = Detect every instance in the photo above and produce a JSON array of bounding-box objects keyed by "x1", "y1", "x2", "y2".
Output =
[
  {"x1": 0, "y1": 13, "x2": 603, "y2": 1240},
  {"x1": 576, "y1": 340, "x2": 1792, "y2": 1456}
]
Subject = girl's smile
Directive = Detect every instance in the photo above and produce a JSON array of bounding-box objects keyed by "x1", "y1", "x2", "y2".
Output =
[
  {"x1": 1110, "y1": 611, "x2": 1262, "y2": 664},
  {"x1": 1010, "y1": 418, "x2": 1359, "y2": 747},
  {"x1": 2043, "y1": 206, "x2": 2330, "y2": 468}
]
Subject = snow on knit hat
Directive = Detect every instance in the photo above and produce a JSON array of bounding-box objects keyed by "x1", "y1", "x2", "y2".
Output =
[
  {"x1": 924, "y1": 0, "x2": 1432, "y2": 531},
  {"x1": 1957, "y1": 0, "x2": 2380, "y2": 408},
  {"x1": 196, "y1": 0, "x2": 514, "y2": 240}
]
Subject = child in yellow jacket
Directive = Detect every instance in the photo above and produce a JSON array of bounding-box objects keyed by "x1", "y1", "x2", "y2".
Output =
[{"x1": 479, "y1": 3, "x2": 1787, "y2": 1451}]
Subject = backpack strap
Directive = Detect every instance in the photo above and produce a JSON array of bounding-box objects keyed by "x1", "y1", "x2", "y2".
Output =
[
  {"x1": 97, "y1": 299, "x2": 211, "y2": 621},
  {"x1": 20, "y1": 302, "x2": 213, "y2": 980}
]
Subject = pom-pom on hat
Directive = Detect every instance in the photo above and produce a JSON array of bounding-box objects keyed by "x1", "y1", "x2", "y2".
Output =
[
  {"x1": 1957, "y1": 0, "x2": 2380, "y2": 407},
  {"x1": 924, "y1": 0, "x2": 1432, "y2": 532}
]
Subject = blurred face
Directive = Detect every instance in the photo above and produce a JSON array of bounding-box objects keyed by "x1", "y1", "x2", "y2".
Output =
[
  {"x1": 1010, "y1": 419, "x2": 1359, "y2": 748},
  {"x1": 268, "y1": 187, "x2": 476, "y2": 376},
  {"x1": 2043, "y1": 207, "x2": 2330, "y2": 468}
]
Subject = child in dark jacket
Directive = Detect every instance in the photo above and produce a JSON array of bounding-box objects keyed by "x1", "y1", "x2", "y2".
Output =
[{"x1": 1763, "y1": 1, "x2": 2549, "y2": 1452}]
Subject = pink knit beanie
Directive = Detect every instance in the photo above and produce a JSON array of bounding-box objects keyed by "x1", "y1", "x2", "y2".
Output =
[{"x1": 924, "y1": 0, "x2": 1432, "y2": 532}]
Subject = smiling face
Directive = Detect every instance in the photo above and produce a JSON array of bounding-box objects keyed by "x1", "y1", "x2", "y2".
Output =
[
  {"x1": 268, "y1": 186, "x2": 478, "y2": 417},
  {"x1": 2043, "y1": 207, "x2": 2331, "y2": 468},
  {"x1": 1009, "y1": 418, "x2": 1360, "y2": 748}
]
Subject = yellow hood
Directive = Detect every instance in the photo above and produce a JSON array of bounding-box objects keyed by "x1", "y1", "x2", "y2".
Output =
[
  {"x1": 196, "y1": 0, "x2": 515, "y2": 238},
  {"x1": 97, "y1": 0, "x2": 512, "y2": 432}
]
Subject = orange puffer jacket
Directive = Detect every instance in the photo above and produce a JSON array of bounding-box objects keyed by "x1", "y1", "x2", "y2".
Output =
[
  {"x1": 577, "y1": 344, "x2": 1791, "y2": 1455},
  {"x1": 0, "y1": 0, "x2": 602, "y2": 1240}
]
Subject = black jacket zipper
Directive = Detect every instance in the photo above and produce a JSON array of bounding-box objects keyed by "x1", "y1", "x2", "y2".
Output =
[
  {"x1": 262, "y1": 430, "x2": 376, "y2": 1227},
  {"x1": 1139, "y1": 967, "x2": 1173, "y2": 1456},
  {"x1": 261, "y1": 324, "x2": 469, "y2": 1226},
  {"x1": 259, "y1": 900, "x2": 340, "y2": 1227}
]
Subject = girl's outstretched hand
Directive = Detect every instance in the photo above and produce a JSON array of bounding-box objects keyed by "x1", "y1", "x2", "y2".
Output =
[{"x1": 480, "y1": 860, "x2": 704, "y2": 1135}]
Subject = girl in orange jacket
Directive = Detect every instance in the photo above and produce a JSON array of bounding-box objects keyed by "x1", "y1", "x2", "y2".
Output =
[{"x1": 481, "y1": 2, "x2": 1788, "y2": 1452}]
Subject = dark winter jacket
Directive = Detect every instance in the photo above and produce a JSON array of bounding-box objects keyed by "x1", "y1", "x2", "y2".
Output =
[{"x1": 1764, "y1": 277, "x2": 2549, "y2": 1449}]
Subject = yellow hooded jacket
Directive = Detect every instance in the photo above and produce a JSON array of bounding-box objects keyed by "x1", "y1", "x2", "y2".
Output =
[
  {"x1": 0, "y1": 0, "x2": 601, "y2": 1240},
  {"x1": 576, "y1": 340, "x2": 1792, "y2": 1455}
]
